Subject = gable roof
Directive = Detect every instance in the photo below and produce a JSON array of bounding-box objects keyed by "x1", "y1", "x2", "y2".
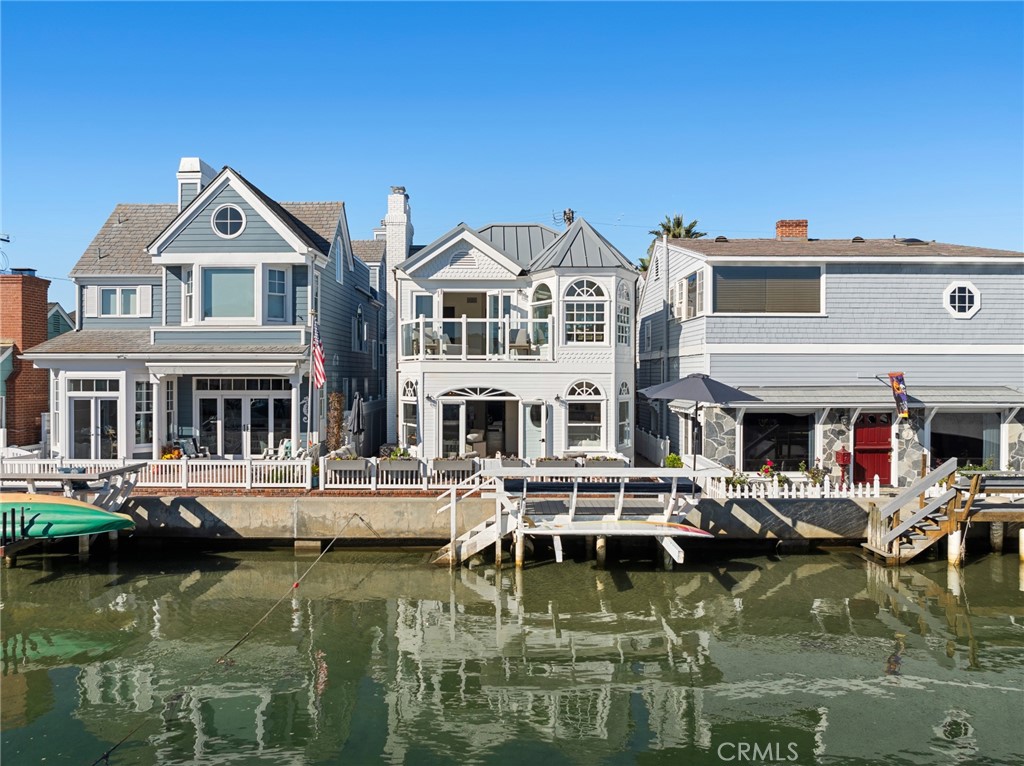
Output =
[
  {"x1": 353, "y1": 239, "x2": 386, "y2": 264},
  {"x1": 70, "y1": 197, "x2": 343, "y2": 277},
  {"x1": 477, "y1": 223, "x2": 559, "y2": 268},
  {"x1": 666, "y1": 237, "x2": 1023, "y2": 260},
  {"x1": 530, "y1": 217, "x2": 637, "y2": 271},
  {"x1": 399, "y1": 223, "x2": 526, "y2": 276}
]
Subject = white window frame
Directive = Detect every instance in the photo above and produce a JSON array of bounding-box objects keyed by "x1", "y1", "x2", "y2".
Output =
[
  {"x1": 99, "y1": 287, "x2": 142, "y2": 317},
  {"x1": 565, "y1": 380, "x2": 606, "y2": 451},
  {"x1": 183, "y1": 268, "x2": 194, "y2": 324},
  {"x1": 211, "y1": 203, "x2": 247, "y2": 239},
  {"x1": 411, "y1": 291, "x2": 434, "y2": 319},
  {"x1": 563, "y1": 280, "x2": 608, "y2": 345},
  {"x1": 264, "y1": 266, "x2": 290, "y2": 323},
  {"x1": 134, "y1": 379, "x2": 154, "y2": 448},
  {"x1": 943, "y1": 281, "x2": 981, "y2": 319},
  {"x1": 643, "y1": 321, "x2": 652, "y2": 352},
  {"x1": 684, "y1": 268, "x2": 705, "y2": 319},
  {"x1": 617, "y1": 284, "x2": 631, "y2": 346},
  {"x1": 198, "y1": 265, "x2": 258, "y2": 325},
  {"x1": 618, "y1": 381, "x2": 631, "y2": 447},
  {"x1": 165, "y1": 379, "x2": 176, "y2": 442}
]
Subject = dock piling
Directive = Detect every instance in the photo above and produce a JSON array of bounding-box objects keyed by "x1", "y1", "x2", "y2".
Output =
[
  {"x1": 990, "y1": 522, "x2": 1005, "y2": 553},
  {"x1": 947, "y1": 528, "x2": 963, "y2": 565},
  {"x1": 596, "y1": 536, "x2": 607, "y2": 569},
  {"x1": 515, "y1": 531, "x2": 525, "y2": 568},
  {"x1": 1019, "y1": 527, "x2": 1024, "y2": 563}
]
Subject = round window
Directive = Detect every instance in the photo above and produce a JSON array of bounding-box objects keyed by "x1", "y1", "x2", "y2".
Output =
[
  {"x1": 212, "y1": 204, "x2": 245, "y2": 238},
  {"x1": 530, "y1": 404, "x2": 543, "y2": 428}
]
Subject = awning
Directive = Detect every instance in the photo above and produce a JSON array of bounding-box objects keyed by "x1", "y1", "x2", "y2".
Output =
[{"x1": 667, "y1": 385, "x2": 1023, "y2": 413}]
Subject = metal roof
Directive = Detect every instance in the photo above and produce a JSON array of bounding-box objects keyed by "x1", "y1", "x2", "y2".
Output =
[
  {"x1": 477, "y1": 223, "x2": 559, "y2": 267},
  {"x1": 21, "y1": 329, "x2": 306, "y2": 357},
  {"x1": 667, "y1": 385, "x2": 1024, "y2": 410},
  {"x1": 530, "y1": 218, "x2": 637, "y2": 271},
  {"x1": 666, "y1": 237, "x2": 1023, "y2": 260}
]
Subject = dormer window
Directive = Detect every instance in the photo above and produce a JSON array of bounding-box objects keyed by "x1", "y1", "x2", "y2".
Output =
[{"x1": 212, "y1": 204, "x2": 245, "y2": 238}]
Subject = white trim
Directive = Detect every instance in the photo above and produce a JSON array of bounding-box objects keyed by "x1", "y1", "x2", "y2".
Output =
[
  {"x1": 264, "y1": 265, "x2": 291, "y2": 323},
  {"x1": 162, "y1": 268, "x2": 167, "y2": 326},
  {"x1": 400, "y1": 227, "x2": 524, "y2": 277},
  {"x1": 46, "y1": 302, "x2": 74, "y2": 329},
  {"x1": 156, "y1": 252, "x2": 309, "y2": 266},
  {"x1": 705, "y1": 343, "x2": 1021, "y2": 355},
  {"x1": 97, "y1": 286, "x2": 148, "y2": 318},
  {"x1": 663, "y1": 243, "x2": 1024, "y2": 265},
  {"x1": 943, "y1": 280, "x2": 981, "y2": 319},
  {"x1": 210, "y1": 203, "x2": 247, "y2": 239}
]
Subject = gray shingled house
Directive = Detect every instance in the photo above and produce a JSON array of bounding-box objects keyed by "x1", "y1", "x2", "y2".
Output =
[
  {"x1": 636, "y1": 219, "x2": 1024, "y2": 486},
  {"x1": 25, "y1": 158, "x2": 385, "y2": 460}
]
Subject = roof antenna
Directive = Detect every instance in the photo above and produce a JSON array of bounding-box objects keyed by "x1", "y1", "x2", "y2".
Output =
[{"x1": 562, "y1": 208, "x2": 575, "y2": 226}]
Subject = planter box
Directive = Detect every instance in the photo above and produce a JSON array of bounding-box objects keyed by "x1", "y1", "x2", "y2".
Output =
[
  {"x1": 378, "y1": 458, "x2": 422, "y2": 473},
  {"x1": 535, "y1": 459, "x2": 578, "y2": 468},
  {"x1": 501, "y1": 458, "x2": 527, "y2": 468},
  {"x1": 432, "y1": 459, "x2": 475, "y2": 473},
  {"x1": 326, "y1": 458, "x2": 368, "y2": 472},
  {"x1": 585, "y1": 459, "x2": 627, "y2": 468}
]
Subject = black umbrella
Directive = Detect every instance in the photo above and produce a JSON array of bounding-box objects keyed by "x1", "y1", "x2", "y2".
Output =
[
  {"x1": 639, "y1": 374, "x2": 760, "y2": 468},
  {"x1": 348, "y1": 392, "x2": 365, "y2": 436}
]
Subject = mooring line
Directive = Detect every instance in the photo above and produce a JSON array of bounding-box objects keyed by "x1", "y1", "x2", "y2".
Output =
[{"x1": 89, "y1": 521, "x2": 348, "y2": 766}]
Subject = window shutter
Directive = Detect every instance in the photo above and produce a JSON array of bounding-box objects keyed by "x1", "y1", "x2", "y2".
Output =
[
  {"x1": 139, "y1": 285, "x2": 153, "y2": 317},
  {"x1": 84, "y1": 285, "x2": 98, "y2": 317}
]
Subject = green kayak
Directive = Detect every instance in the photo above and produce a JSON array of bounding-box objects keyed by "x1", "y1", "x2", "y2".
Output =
[{"x1": 1, "y1": 494, "x2": 135, "y2": 540}]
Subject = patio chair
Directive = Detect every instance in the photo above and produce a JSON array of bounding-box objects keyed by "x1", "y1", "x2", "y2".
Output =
[{"x1": 509, "y1": 329, "x2": 532, "y2": 357}]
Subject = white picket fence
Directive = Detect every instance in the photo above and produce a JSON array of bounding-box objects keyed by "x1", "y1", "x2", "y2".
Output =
[
  {"x1": 703, "y1": 474, "x2": 880, "y2": 500},
  {"x1": 0, "y1": 457, "x2": 313, "y2": 490},
  {"x1": 635, "y1": 428, "x2": 670, "y2": 467}
]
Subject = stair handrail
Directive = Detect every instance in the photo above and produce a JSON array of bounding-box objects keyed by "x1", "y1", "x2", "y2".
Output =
[
  {"x1": 878, "y1": 458, "x2": 958, "y2": 519},
  {"x1": 881, "y1": 488, "x2": 958, "y2": 547},
  {"x1": 434, "y1": 469, "x2": 490, "y2": 510}
]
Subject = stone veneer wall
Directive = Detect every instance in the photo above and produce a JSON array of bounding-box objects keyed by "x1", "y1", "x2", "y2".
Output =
[
  {"x1": 896, "y1": 410, "x2": 927, "y2": 486},
  {"x1": 703, "y1": 408, "x2": 737, "y2": 469}
]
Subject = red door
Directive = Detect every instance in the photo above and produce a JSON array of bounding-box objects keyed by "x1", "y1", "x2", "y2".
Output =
[{"x1": 854, "y1": 413, "x2": 892, "y2": 484}]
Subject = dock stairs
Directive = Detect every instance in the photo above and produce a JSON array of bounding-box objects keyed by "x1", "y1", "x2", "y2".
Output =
[{"x1": 429, "y1": 473, "x2": 514, "y2": 567}]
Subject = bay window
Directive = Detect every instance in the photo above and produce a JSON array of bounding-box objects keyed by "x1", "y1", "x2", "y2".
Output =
[
  {"x1": 564, "y1": 280, "x2": 607, "y2": 343},
  {"x1": 202, "y1": 267, "x2": 255, "y2": 319}
]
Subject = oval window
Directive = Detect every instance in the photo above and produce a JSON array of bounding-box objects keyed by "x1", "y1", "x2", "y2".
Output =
[{"x1": 530, "y1": 404, "x2": 543, "y2": 428}]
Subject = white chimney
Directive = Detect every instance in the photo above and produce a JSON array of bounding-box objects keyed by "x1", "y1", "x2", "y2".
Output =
[
  {"x1": 384, "y1": 186, "x2": 412, "y2": 442},
  {"x1": 177, "y1": 157, "x2": 217, "y2": 211}
]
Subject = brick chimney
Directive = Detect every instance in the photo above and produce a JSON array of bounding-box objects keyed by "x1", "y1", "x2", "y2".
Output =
[
  {"x1": 0, "y1": 269, "x2": 51, "y2": 446},
  {"x1": 776, "y1": 219, "x2": 808, "y2": 241}
]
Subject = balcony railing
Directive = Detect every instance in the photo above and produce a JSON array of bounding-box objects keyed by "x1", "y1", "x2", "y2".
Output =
[{"x1": 399, "y1": 317, "x2": 554, "y2": 361}]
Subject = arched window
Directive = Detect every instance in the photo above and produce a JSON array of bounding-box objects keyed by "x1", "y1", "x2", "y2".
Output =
[
  {"x1": 618, "y1": 382, "x2": 631, "y2": 447},
  {"x1": 616, "y1": 283, "x2": 631, "y2": 346},
  {"x1": 531, "y1": 283, "x2": 553, "y2": 345},
  {"x1": 564, "y1": 280, "x2": 607, "y2": 344},
  {"x1": 401, "y1": 380, "x2": 418, "y2": 446},
  {"x1": 566, "y1": 380, "x2": 604, "y2": 449}
]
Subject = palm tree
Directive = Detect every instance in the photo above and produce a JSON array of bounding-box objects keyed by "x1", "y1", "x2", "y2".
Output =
[{"x1": 645, "y1": 214, "x2": 706, "y2": 259}]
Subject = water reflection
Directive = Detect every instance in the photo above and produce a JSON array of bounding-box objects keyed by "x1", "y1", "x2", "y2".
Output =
[{"x1": 2, "y1": 551, "x2": 1022, "y2": 765}]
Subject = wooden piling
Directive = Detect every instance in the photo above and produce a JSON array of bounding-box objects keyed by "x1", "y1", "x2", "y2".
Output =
[
  {"x1": 596, "y1": 536, "x2": 607, "y2": 569},
  {"x1": 515, "y1": 531, "x2": 525, "y2": 568},
  {"x1": 947, "y1": 528, "x2": 963, "y2": 565},
  {"x1": 990, "y1": 522, "x2": 1005, "y2": 553}
]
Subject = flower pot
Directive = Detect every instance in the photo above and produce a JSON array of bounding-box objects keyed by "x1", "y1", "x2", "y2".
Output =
[
  {"x1": 432, "y1": 459, "x2": 474, "y2": 473},
  {"x1": 326, "y1": 458, "x2": 368, "y2": 472},
  {"x1": 379, "y1": 458, "x2": 422, "y2": 473}
]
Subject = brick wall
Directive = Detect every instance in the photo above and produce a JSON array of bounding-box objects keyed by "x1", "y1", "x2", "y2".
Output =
[
  {"x1": 0, "y1": 273, "x2": 51, "y2": 445},
  {"x1": 775, "y1": 219, "x2": 808, "y2": 240}
]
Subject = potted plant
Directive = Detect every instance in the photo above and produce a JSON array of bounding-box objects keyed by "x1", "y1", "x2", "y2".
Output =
[
  {"x1": 585, "y1": 455, "x2": 628, "y2": 468},
  {"x1": 798, "y1": 460, "x2": 827, "y2": 486},
  {"x1": 536, "y1": 455, "x2": 579, "y2": 468},
  {"x1": 326, "y1": 452, "x2": 369, "y2": 472},
  {"x1": 378, "y1": 447, "x2": 421, "y2": 473},
  {"x1": 758, "y1": 459, "x2": 792, "y2": 486},
  {"x1": 663, "y1": 453, "x2": 683, "y2": 468},
  {"x1": 500, "y1": 454, "x2": 528, "y2": 468},
  {"x1": 432, "y1": 456, "x2": 475, "y2": 474}
]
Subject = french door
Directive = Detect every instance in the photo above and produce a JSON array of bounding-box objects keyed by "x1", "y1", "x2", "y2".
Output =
[
  {"x1": 197, "y1": 395, "x2": 291, "y2": 457},
  {"x1": 487, "y1": 292, "x2": 512, "y2": 356},
  {"x1": 70, "y1": 397, "x2": 119, "y2": 459}
]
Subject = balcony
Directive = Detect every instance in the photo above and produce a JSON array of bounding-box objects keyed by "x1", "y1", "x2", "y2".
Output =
[{"x1": 400, "y1": 317, "x2": 554, "y2": 361}]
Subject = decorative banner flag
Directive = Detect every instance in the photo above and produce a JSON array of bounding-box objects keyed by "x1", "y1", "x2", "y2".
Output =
[
  {"x1": 312, "y1": 320, "x2": 326, "y2": 390},
  {"x1": 888, "y1": 371, "x2": 909, "y2": 419}
]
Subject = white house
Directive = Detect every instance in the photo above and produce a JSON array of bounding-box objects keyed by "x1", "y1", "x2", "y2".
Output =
[
  {"x1": 636, "y1": 219, "x2": 1024, "y2": 485},
  {"x1": 382, "y1": 190, "x2": 639, "y2": 463}
]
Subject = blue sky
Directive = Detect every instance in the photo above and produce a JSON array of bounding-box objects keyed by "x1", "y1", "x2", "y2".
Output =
[{"x1": 2, "y1": 1, "x2": 1022, "y2": 310}]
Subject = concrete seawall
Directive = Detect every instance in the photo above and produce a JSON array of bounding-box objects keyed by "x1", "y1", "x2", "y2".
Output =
[{"x1": 124, "y1": 495, "x2": 874, "y2": 543}]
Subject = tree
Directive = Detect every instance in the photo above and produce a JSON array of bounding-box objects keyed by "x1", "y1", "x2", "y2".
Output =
[{"x1": 645, "y1": 214, "x2": 706, "y2": 259}]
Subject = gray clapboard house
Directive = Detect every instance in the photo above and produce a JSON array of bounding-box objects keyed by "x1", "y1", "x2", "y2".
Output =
[
  {"x1": 636, "y1": 219, "x2": 1024, "y2": 486},
  {"x1": 25, "y1": 158, "x2": 384, "y2": 460}
]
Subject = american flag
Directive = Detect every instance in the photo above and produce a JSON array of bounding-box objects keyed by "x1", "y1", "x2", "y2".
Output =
[{"x1": 311, "y1": 319, "x2": 326, "y2": 389}]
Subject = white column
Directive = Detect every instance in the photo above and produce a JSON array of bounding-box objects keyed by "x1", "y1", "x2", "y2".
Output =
[
  {"x1": 151, "y1": 376, "x2": 162, "y2": 460},
  {"x1": 290, "y1": 374, "x2": 301, "y2": 452}
]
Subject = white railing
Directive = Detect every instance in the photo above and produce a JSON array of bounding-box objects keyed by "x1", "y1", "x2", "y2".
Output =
[
  {"x1": 399, "y1": 316, "x2": 555, "y2": 361},
  {"x1": 703, "y1": 474, "x2": 880, "y2": 500},
  {"x1": 635, "y1": 428, "x2": 670, "y2": 467},
  {"x1": 320, "y1": 457, "x2": 488, "y2": 491},
  {"x1": 0, "y1": 457, "x2": 313, "y2": 490}
]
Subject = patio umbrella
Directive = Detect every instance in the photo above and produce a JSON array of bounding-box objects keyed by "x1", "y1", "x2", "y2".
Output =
[
  {"x1": 639, "y1": 374, "x2": 760, "y2": 467},
  {"x1": 348, "y1": 392, "x2": 365, "y2": 436}
]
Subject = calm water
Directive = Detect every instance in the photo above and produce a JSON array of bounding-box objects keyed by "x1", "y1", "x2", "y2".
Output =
[{"x1": 2, "y1": 546, "x2": 1023, "y2": 765}]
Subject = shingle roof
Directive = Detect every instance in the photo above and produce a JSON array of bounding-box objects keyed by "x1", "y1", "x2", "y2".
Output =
[
  {"x1": 352, "y1": 239, "x2": 386, "y2": 264},
  {"x1": 22, "y1": 329, "x2": 306, "y2": 357},
  {"x1": 530, "y1": 218, "x2": 637, "y2": 271},
  {"x1": 477, "y1": 224, "x2": 559, "y2": 267},
  {"x1": 70, "y1": 195, "x2": 343, "y2": 277},
  {"x1": 667, "y1": 237, "x2": 1023, "y2": 259}
]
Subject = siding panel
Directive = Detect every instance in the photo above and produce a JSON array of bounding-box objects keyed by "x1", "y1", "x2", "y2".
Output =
[{"x1": 163, "y1": 187, "x2": 292, "y2": 253}]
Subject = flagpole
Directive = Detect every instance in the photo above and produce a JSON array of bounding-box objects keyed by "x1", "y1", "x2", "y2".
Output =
[{"x1": 311, "y1": 313, "x2": 318, "y2": 449}]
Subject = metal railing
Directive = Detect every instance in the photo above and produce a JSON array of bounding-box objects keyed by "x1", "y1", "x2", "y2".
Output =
[{"x1": 399, "y1": 317, "x2": 555, "y2": 361}]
